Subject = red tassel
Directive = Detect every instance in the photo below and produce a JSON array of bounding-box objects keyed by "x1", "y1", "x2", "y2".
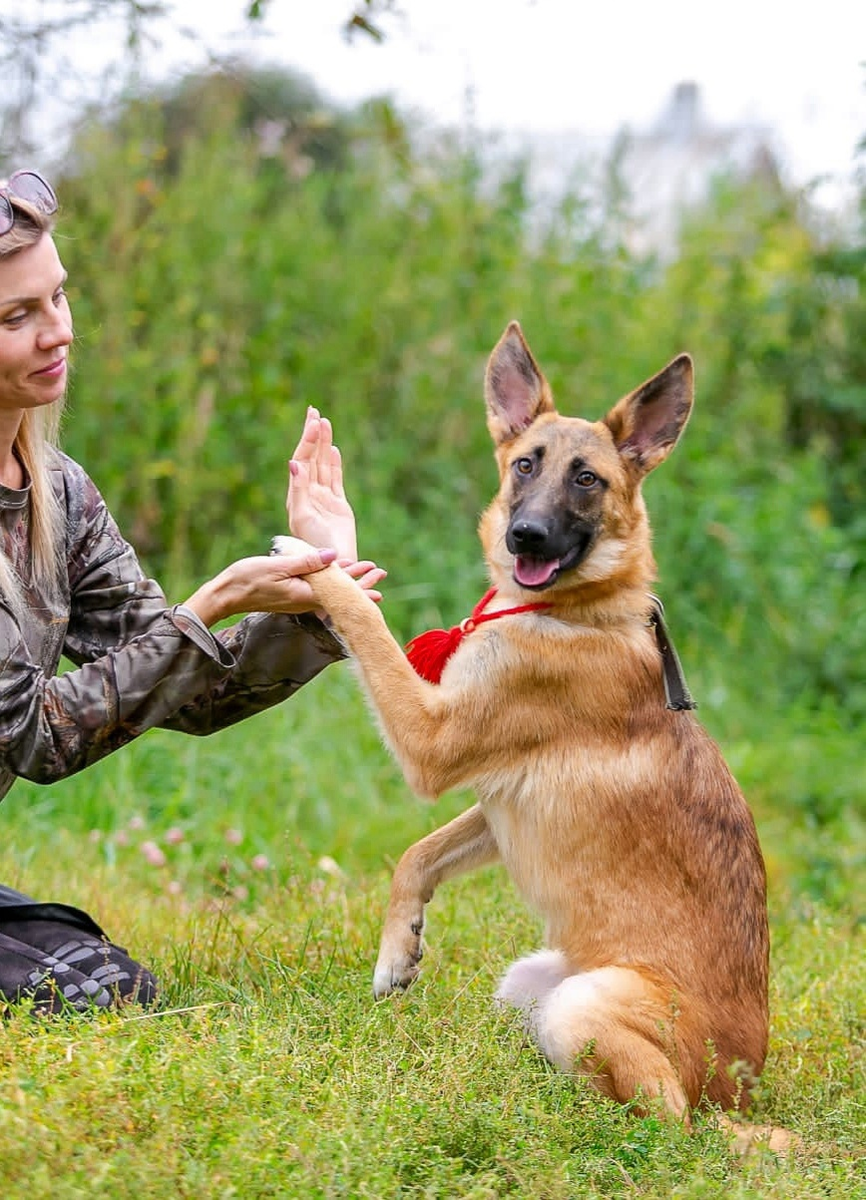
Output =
[
  {"x1": 405, "y1": 588, "x2": 550, "y2": 684},
  {"x1": 405, "y1": 625, "x2": 464, "y2": 684}
]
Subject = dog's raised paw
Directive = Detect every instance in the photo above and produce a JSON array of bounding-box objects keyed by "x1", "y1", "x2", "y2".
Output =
[{"x1": 271, "y1": 534, "x2": 317, "y2": 557}]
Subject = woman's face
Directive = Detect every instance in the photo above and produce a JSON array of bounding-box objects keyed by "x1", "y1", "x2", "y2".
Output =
[{"x1": 0, "y1": 233, "x2": 73, "y2": 414}]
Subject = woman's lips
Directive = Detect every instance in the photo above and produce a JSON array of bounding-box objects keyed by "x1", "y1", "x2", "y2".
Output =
[{"x1": 33, "y1": 358, "x2": 66, "y2": 378}]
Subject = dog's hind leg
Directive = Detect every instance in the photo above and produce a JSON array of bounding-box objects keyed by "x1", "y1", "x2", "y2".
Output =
[
  {"x1": 530, "y1": 966, "x2": 692, "y2": 1119},
  {"x1": 374, "y1": 804, "x2": 499, "y2": 997}
]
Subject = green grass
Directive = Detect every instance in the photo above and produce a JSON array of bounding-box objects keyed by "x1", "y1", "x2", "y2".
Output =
[{"x1": 1, "y1": 665, "x2": 864, "y2": 1197}]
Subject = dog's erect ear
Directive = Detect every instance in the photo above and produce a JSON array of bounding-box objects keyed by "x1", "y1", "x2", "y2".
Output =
[
  {"x1": 484, "y1": 321, "x2": 555, "y2": 445},
  {"x1": 603, "y1": 354, "x2": 694, "y2": 476}
]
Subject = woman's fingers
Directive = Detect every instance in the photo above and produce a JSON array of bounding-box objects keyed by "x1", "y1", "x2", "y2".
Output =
[
  {"x1": 341, "y1": 560, "x2": 386, "y2": 580},
  {"x1": 329, "y1": 443, "x2": 345, "y2": 499},
  {"x1": 341, "y1": 561, "x2": 387, "y2": 601},
  {"x1": 288, "y1": 410, "x2": 343, "y2": 500},
  {"x1": 315, "y1": 416, "x2": 334, "y2": 490},
  {"x1": 290, "y1": 406, "x2": 321, "y2": 468}
]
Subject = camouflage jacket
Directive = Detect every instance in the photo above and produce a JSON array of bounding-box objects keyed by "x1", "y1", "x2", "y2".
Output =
[{"x1": 0, "y1": 450, "x2": 345, "y2": 803}]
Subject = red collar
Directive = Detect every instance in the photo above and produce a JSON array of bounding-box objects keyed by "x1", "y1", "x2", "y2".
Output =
[{"x1": 405, "y1": 587, "x2": 551, "y2": 683}]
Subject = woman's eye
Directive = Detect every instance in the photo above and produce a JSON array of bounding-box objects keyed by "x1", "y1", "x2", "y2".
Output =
[
  {"x1": 576, "y1": 470, "x2": 597, "y2": 487},
  {"x1": 515, "y1": 457, "x2": 534, "y2": 476},
  {"x1": 2, "y1": 311, "x2": 26, "y2": 328}
]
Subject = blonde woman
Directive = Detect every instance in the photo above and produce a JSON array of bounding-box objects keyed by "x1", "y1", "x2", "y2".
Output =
[{"x1": 0, "y1": 171, "x2": 383, "y2": 1013}]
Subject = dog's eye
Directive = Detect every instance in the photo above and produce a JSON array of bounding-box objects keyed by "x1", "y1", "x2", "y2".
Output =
[
  {"x1": 576, "y1": 470, "x2": 597, "y2": 487},
  {"x1": 514, "y1": 457, "x2": 534, "y2": 476}
]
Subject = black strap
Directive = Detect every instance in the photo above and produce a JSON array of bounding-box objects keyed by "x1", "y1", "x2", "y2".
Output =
[{"x1": 648, "y1": 596, "x2": 697, "y2": 712}]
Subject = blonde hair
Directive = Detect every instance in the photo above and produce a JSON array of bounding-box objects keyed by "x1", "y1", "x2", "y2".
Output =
[{"x1": 0, "y1": 194, "x2": 65, "y2": 613}]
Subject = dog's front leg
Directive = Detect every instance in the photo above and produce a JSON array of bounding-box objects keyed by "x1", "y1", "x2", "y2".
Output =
[
  {"x1": 275, "y1": 548, "x2": 493, "y2": 796},
  {"x1": 374, "y1": 804, "x2": 499, "y2": 997}
]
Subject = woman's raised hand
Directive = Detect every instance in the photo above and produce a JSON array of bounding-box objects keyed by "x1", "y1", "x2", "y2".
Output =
[{"x1": 287, "y1": 406, "x2": 358, "y2": 562}]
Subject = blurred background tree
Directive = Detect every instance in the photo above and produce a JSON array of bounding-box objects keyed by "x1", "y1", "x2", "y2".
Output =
[{"x1": 0, "y1": 0, "x2": 398, "y2": 158}]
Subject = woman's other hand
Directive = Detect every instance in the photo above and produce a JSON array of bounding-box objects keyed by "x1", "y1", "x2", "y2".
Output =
[
  {"x1": 183, "y1": 549, "x2": 385, "y2": 627},
  {"x1": 287, "y1": 407, "x2": 358, "y2": 561}
]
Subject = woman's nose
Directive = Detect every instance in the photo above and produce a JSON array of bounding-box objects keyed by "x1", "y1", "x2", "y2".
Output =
[{"x1": 36, "y1": 308, "x2": 73, "y2": 350}]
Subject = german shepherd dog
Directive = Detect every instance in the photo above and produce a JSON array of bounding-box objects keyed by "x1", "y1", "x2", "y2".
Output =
[{"x1": 277, "y1": 322, "x2": 770, "y2": 1121}]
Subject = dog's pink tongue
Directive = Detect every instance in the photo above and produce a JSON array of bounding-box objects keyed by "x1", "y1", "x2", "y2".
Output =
[{"x1": 514, "y1": 556, "x2": 559, "y2": 587}]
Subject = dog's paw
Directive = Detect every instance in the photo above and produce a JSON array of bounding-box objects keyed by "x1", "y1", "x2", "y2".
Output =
[
  {"x1": 372, "y1": 936, "x2": 424, "y2": 998},
  {"x1": 271, "y1": 534, "x2": 317, "y2": 557},
  {"x1": 716, "y1": 1115, "x2": 802, "y2": 1158}
]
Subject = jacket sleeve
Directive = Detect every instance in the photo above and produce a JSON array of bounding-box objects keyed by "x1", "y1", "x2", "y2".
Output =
[
  {"x1": 0, "y1": 466, "x2": 345, "y2": 784},
  {"x1": 160, "y1": 606, "x2": 347, "y2": 736}
]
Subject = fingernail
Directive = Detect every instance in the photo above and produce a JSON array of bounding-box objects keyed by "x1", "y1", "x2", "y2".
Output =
[
  {"x1": 319, "y1": 549, "x2": 337, "y2": 564},
  {"x1": 289, "y1": 460, "x2": 298, "y2": 476}
]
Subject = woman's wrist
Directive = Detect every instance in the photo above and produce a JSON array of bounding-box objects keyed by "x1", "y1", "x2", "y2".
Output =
[{"x1": 183, "y1": 569, "x2": 234, "y2": 628}]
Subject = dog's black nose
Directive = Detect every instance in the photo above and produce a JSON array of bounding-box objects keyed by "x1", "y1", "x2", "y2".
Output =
[{"x1": 508, "y1": 519, "x2": 551, "y2": 553}]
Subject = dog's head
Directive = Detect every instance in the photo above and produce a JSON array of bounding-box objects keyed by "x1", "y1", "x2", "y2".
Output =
[{"x1": 480, "y1": 321, "x2": 693, "y2": 598}]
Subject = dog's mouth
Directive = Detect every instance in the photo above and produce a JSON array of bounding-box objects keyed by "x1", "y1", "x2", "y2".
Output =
[
  {"x1": 512, "y1": 538, "x2": 593, "y2": 591},
  {"x1": 513, "y1": 555, "x2": 560, "y2": 589}
]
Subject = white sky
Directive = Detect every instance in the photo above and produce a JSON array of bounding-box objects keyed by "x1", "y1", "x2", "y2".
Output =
[
  {"x1": 175, "y1": 0, "x2": 864, "y2": 186},
  {"x1": 18, "y1": 0, "x2": 866, "y2": 193}
]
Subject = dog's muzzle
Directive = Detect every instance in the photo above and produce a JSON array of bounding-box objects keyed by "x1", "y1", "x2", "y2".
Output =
[{"x1": 506, "y1": 519, "x2": 595, "y2": 590}]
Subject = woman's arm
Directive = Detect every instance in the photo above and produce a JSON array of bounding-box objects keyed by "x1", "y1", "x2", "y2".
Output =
[
  {"x1": 0, "y1": 454, "x2": 374, "y2": 783},
  {"x1": 63, "y1": 459, "x2": 383, "y2": 743}
]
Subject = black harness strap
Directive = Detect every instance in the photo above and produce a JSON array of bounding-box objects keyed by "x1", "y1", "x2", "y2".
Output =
[{"x1": 648, "y1": 596, "x2": 698, "y2": 712}]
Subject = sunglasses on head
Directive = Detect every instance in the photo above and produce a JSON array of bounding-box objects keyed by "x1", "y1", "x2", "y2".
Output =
[{"x1": 0, "y1": 170, "x2": 58, "y2": 235}]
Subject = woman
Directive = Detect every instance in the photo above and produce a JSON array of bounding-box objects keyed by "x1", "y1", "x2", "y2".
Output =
[{"x1": 0, "y1": 170, "x2": 383, "y2": 1014}]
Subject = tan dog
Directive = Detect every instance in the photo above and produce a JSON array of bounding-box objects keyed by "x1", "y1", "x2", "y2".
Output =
[{"x1": 276, "y1": 321, "x2": 769, "y2": 1120}]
